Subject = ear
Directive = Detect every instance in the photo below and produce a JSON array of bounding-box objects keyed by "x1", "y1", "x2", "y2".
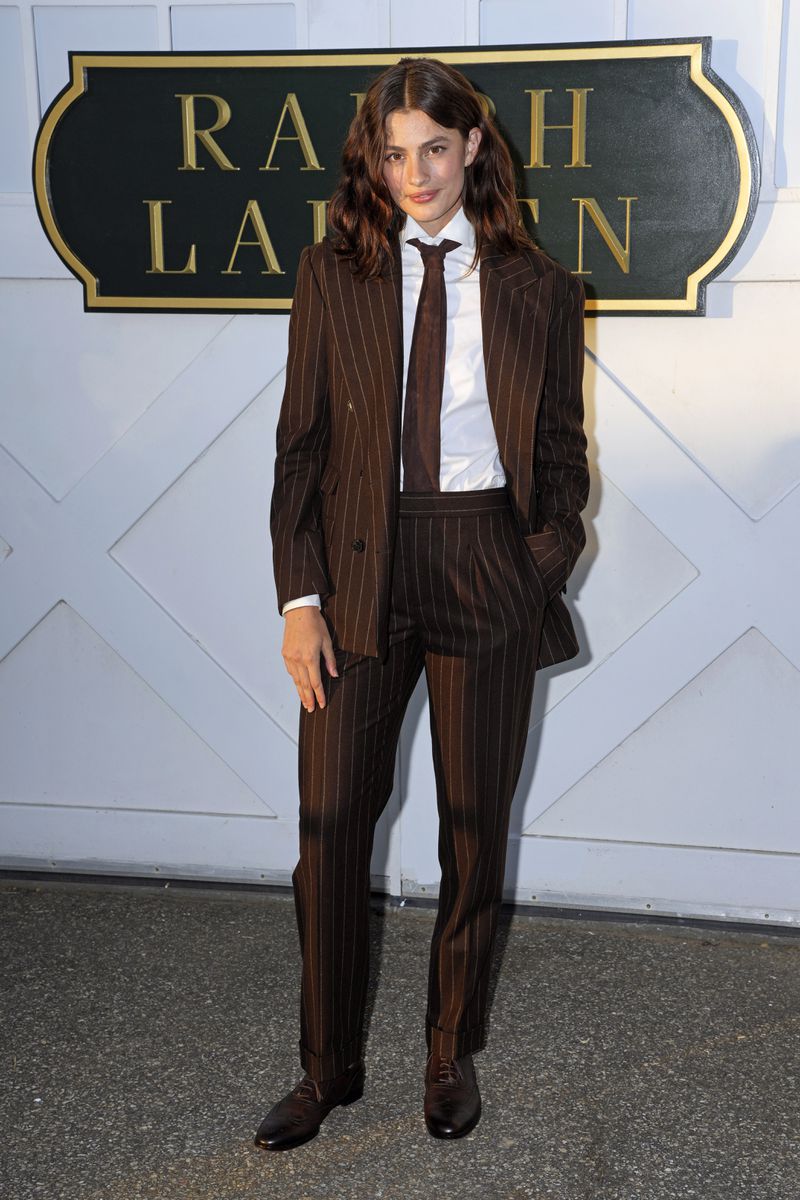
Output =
[{"x1": 465, "y1": 126, "x2": 482, "y2": 166}]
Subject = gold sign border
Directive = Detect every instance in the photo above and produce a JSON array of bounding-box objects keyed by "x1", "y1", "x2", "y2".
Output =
[{"x1": 34, "y1": 42, "x2": 755, "y2": 314}]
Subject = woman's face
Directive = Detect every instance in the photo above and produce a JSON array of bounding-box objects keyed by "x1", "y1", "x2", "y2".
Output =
[{"x1": 382, "y1": 108, "x2": 481, "y2": 236}]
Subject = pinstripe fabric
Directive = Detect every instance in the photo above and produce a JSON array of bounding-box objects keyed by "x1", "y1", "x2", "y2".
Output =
[
  {"x1": 269, "y1": 231, "x2": 589, "y2": 671},
  {"x1": 292, "y1": 485, "x2": 546, "y2": 1080},
  {"x1": 270, "y1": 225, "x2": 589, "y2": 1080}
]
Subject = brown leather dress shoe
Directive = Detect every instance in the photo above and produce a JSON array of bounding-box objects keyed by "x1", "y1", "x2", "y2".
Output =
[
  {"x1": 424, "y1": 1051, "x2": 482, "y2": 1139},
  {"x1": 253, "y1": 1061, "x2": 365, "y2": 1151}
]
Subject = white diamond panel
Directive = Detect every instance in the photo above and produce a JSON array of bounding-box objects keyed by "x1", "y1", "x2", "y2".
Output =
[
  {"x1": 0, "y1": 281, "x2": 228, "y2": 500},
  {"x1": 588, "y1": 282, "x2": 800, "y2": 520},
  {"x1": 111, "y1": 383, "x2": 291, "y2": 725},
  {"x1": 527, "y1": 629, "x2": 800, "y2": 853},
  {"x1": 0, "y1": 602, "x2": 275, "y2": 816},
  {"x1": 533, "y1": 463, "x2": 698, "y2": 722}
]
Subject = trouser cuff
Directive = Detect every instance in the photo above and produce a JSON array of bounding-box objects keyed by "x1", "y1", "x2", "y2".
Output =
[
  {"x1": 426, "y1": 1019, "x2": 487, "y2": 1060},
  {"x1": 299, "y1": 1034, "x2": 364, "y2": 1082}
]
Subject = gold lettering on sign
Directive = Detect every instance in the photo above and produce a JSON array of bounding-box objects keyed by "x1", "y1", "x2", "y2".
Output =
[
  {"x1": 175, "y1": 94, "x2": 238, "y2": 171},
  {"x1": 222, "y1": 200, "x2": 283, "y2": 274},
  {"x1": 143, "y1": 200, "x2": 197, "y2": 274},
  {"x1": 572, "y1": 196, "x2": 638, "y2": 274},
  {"x1": 259, "y1": 93, "x2": 324, "y2": 172},
  {"x1": 307, "y1": 199, "x2": 329, "y2": 244},
  {"x1": 518, "y1": 197, "x2": 540, "y2": 225},
  {"x1": 525, "y1": 88, "x2": 592, "y2": 169}
]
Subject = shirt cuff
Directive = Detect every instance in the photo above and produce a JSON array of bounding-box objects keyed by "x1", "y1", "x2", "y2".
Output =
[{"x1": 282, "y1": 594, "x2": 321, "y2": 615}]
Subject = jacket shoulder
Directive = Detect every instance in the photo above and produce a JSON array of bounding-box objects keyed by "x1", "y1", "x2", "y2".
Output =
[
  {"x1": 302, "y1": 236, "x2": 359, "y2": 289},
  {"x1": 304, "y1": 235, "x2": 344, "y2": 269},
  {"x1": 294, "y1": 238, "x2": 338, "y2": 307},
  {"x1": 297, "y1": 238, "x2": 325, "y2": 273},
  {"x1": 521, "y1": 244, "x2": 584, "y2": 304}
]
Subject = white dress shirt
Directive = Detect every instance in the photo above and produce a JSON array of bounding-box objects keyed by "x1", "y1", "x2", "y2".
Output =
[{"x1": 282, "y1": 204, "x2": 506, "y2": 615}]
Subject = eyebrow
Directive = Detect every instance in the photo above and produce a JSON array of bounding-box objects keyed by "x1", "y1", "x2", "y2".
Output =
[{"x1": 385, "y1": 136, "x2": 451, "y2": 150}]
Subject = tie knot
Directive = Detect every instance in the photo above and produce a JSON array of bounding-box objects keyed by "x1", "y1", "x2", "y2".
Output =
[{"x1": 407, "y1": 237, "x2": 461, "y2": 269}]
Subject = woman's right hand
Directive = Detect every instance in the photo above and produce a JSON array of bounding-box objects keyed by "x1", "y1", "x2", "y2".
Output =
[{"x1": 282, "y1": 607, "x2": 339, "y2": 711}]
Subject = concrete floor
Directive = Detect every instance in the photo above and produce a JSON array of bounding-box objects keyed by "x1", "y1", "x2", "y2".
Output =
[{"x1": 2, "y1": 878, "x2": 799, "y2": 1200}]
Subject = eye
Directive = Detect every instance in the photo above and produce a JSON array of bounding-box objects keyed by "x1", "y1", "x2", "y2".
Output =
[
  {"x1": 427, "y1": 145, "x2": 445, "y2": 155},
  {"x1": 385, "y1": 152, "x2": 402, "y2": 162}
]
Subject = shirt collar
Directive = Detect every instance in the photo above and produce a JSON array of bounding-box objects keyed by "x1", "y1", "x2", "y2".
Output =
[{"x1": 399, "y1": 204, "x2": 476, "y2": 253}]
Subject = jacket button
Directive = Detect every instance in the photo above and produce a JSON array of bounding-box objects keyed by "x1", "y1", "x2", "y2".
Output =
[{"x1": 351, "y1": 538, "x2": 365, "y2": 552}]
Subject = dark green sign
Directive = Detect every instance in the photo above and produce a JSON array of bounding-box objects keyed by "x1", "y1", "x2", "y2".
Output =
[{"x1": 33, "y1": 39, "x2": 759, "y2": 316}]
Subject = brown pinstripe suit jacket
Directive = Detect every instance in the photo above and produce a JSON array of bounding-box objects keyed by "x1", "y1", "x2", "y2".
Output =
[{"x1": 270, "y1": 229, "x2": 590, "y2": 669}]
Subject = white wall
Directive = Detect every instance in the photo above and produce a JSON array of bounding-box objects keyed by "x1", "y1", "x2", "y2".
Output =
[{"x1": 1, "y1": 0, "x2": 799, "y2": 925}]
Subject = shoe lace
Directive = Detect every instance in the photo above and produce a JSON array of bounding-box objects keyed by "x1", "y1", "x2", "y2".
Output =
[
  {"x1": 430, "y1": 1054, "x2": 463, "y2": 1088},
  {"x1": 292, "y1": 1076, "x2": 324, "y2": 1105},
  {"x1": 287, "y1": 1061, "x2": 362, "y2": 1110}
]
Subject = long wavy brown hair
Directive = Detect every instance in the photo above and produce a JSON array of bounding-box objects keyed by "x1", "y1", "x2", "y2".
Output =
[{"x1": 325, "y1": 56, "x2": 536, "y2": 280}]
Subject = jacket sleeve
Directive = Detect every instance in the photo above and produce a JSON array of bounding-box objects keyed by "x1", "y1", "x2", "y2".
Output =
[
  {"x1": 524, "y1": 268, "x2": 589, "y2": 598},
  {"x1": 269, "y1": 244, "x2": 334, "y2": 615}
]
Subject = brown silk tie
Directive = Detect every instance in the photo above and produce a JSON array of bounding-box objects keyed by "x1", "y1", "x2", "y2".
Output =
[{"x1": 402, "y1": 237, "x2": 462, "y2": 492}]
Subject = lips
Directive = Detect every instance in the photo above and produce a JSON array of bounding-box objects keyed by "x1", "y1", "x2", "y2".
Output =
[{"x1": 410, "y1": 191, "x2": 437, "y2": 202}]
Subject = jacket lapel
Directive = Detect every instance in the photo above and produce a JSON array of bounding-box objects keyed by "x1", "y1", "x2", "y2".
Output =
[
  {"x1": 478, "y1": 243, "x2": 555, "y2": 530},
  {"x1": 325, "y1": 235, "x2": 404, "y2": 503}
]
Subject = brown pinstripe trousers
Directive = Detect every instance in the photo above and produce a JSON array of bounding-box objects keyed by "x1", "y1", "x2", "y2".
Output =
[{"x1": 292, "y1": 484, "x2": 547, "y2": 1081}]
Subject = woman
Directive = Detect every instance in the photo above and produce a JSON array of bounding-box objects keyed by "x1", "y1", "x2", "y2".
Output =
[{"x1": 258, "y1": 55, "x2": 589, "y2": 1151}]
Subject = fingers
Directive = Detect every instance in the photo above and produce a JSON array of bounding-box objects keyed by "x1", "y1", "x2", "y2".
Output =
[
  {"x1": 322, "y1": 633, "x2": 339, "y2": 681},
  {"x1": 306, "y1": 662, "x2": 326, "y2": 711},
  {"x1": 292, "y1": 658, "x2": 322, "y2": 712},
  {"x1": 294, "y1": 668, "x2": 318, "y2": 712},
  {"x1": 300, "y1": 631, "x2": 340, "y2": 713},
  {"x1": 282, "y1": 608, "x2": 339, "y2": 712}
]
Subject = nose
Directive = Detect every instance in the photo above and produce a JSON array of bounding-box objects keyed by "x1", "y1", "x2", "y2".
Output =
[{"x1": 406, "y1": 156, "x2": 430, "y2": 189}]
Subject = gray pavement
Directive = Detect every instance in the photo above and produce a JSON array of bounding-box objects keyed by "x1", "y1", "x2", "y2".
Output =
[{"x1": 2, "y1": 878, "x2": 799, "y2": 1200}]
